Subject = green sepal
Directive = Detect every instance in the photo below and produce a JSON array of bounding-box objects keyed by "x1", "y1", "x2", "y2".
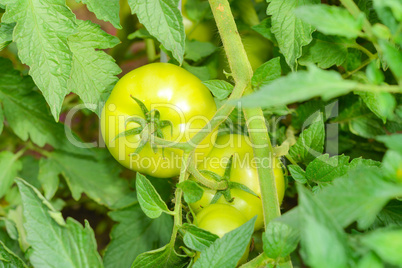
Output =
[
  {"x1": 199, "y1": 170, "x2": 222, "y2": 182},
  {"x1": 131, "y1": 95, "x2": 149, "y2": 116},
  {"x1": 113, "y1": 127, "x2": 142, "y2": 141},
  {"x1": 229, "y1": 182, "x2": 259, "y2": 197}
]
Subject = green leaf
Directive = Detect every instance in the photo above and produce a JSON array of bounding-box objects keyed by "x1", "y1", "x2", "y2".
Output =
[
  {"x1": 67, "y1": 20, "x2": 121, "y2": 115},
  {"x1": 238, "y1": 65, "x2": 358, "y2": 108},
  {"x1": 177, "y1": 180, "x2": 204, "y2": 204},
  {"x1": 181, "y1": 223, "x2": 219, "y2": 252},
  {"x1": 136, "y1": 173, "x2": 171, "y2": 219},
  {"x1": 76, "y1": 0, "x2": 121, "y2": 28},
  {"x1": 372, "y1": 200, "x2": 402, "y2": 228},
  {"x1": 299, "y1": 33, "x2": 352, "y2": 69},
  {"x1": 298, "y1": 185, "x2": 350, "y2": 268},
  {"x1": 131, "y1": 244, "x2": 188, "y2": 268},
  {"x1": 360, "y1": 228, "x2": 402, "y2": 267},
  {"x1": 203, "y1": 80, "x2": 233, "y2": 100},
  {"x1": 129, "y1": 0, "x2": 185, "y2": 63},
  {"x1": 267, "y1": 0, "x2": 319, "y2": 70},
  {"x1": 373, "y1": 0, "x2": 401, "y2": 34},
  {"x1": 37, "y1": 158, "x2": 60, "y2": 200},
  {"x1": 305, "y1": 154, "x2": 350, "y2": 183},
  {"x1": 382, "y1": 150, "x2": 402, "y2": 181},
  {"x1": 376, "y1": 134, "x2": 402, "y2": 153},
  {"x1": 184, "y1": 40, "x2": 217, "y2": 62},
  {"x1": 356, "y1": 91, "x2": 396, "y2": 123},
  {"x1": 252, "y1": 57, "x2": 281, "y2": 89},
  {"x1": 0, "y1": 151, "x2": 22, "y2": 198},
  {"x1": 263, "y1": 221, "x2": 299, "y2": 259},
  {"x1": 193, "y1": 217, "x2": 255, "y2": 268},
  {"x1": 295, "y1": 5, "x2": 364, "y2": 38},
  {"x1": 316, "y1": 167, "x2": 402, "y2": 229},
  {"x1": 15, "y1": 179, "x2": 103, "y2": 268},
  {"x1": 251, "y1": 18, "x2": 276, "y2": 43},
  {"x1": 103, "y1": 203, "x2": 173, "y2": 268},
  {"x1": 366, "y1": 61, "x2": 385, "y2": 85},
  {"x1": 0, "y1": 58, "x2": 94, "y2": 156},
  {"x1": 378, "y1": 40, "x2": 402, "y2": 84},
  {"x1": 128, "y1": 28, "x2": 153, "y2": 40},
  {"x1": 289, "y1": 113, "x2": 325, "y2": 164},
  {"x1": 0, "y1": 241, "x2": 28, "y2": 268},
  {"x1": 0, "y1": 22, "x2": 14, "y2": 51},
  {"x1": 1, "y1": 0, "x2": 76, "y2": 120},
  {"x1": 288, "y1": 165, "x2": 307, "y2": 183},
  {"x1": 44, "y1": 151, "x2": 130, "y2": 209}
]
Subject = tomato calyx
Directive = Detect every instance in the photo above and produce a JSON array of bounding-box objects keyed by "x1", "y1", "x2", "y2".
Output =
[
  {"x1": 199, "y1": 155, "x2": 258, "y2": 204},
  {"x1": 114, "y1": 96, "x2": 174, "y2": 154}
]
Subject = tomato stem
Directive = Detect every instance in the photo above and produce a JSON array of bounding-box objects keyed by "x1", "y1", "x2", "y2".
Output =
[{"x1": 169, "y1": 153, "x2": 190, "y2": 245}]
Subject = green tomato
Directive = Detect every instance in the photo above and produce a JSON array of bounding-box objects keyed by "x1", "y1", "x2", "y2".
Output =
[
  {"x1": 184, "y1": 17, "x2": 215, "y2": 43},
  {"x1": 101, "y1": 63, "x2": 217, "y2": 178},
  {"x1": 242, "y1": 33, "x2": 273, "y2": 71},
  {"x1": 196, "y1": 203, "x2": 250, "y2": 264},
  {"x1": 189, "y1": 134, "x2": 285, "y2": 230}
]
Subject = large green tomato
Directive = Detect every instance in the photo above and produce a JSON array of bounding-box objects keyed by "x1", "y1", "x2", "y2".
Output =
[
  {"x1": 101, "y1": 63, "x2": 217, "y2": 178},
  {"x1": 196, "y1": 204, "x2": 249, "y2": 264},
  {"x1": 189, "y1": 134, "x2": 285, "y2": 230}
]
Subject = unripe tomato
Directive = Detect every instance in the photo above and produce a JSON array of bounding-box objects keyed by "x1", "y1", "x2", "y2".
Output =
[
  {"x1": 101, "y1": 63, "x2": 217, "y2": 178},
  {"x1": 242, "y1": 33, "x2": 273, "y2": 71},
  {"x1": 182, "y1": 0, "x2": 214, "y2": 42},
  {"x1": 196, "y1": 204, "x2": 250, "y2": 264},
  {"x1": 189, "y1": 134, "x2": 285, "y2": 230}
]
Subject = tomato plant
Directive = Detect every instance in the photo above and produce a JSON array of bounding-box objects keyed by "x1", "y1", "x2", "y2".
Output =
[{"x1": 101, "y1": 63, "x2": 217, "y2": 178}]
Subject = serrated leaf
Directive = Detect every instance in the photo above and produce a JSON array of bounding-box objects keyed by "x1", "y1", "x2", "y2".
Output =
[
  {"x1": 15, "y1": 179, "x2": 103, "y2": 268},
  {"x1": 0, "y1": 58, "x2": 94, "y2": 156},
  {"x1": 305, "y1": 154, "x2": 350, "y2": 183},
  {"x1": 177, "y1": 180, "x2": 204, "y2": 204},
  {"x1": 67, "y1": 20, "x2": 121, "y2": 115},
  {"x1": 289, "y1": 113, "x2": 325, "y2": 164},
  {"x1": 263, "y1": 221, "x2": 299, "y2": 259},
  {"x1": 295, "y1": 5, "x2": 364, "y2": 38},
  {"x1": 77, "y1": 0, "x2": 121, "y2": 28},
  {"x1": 131, "y1": 244, "x2": 188, "y2": 268},
  {"x1": 0, "y1": 241, "x2": 28, "y2": 268},
  {"x1": 2, "y1": 0, "x2": 76, "y2": 120},
  {"x1": 238, "y1": 65, "x2": 358, "y2": 108},
  {"x1": 0, "y1": 151, "x2": 22, "y2": 198},
  {"x1": 129, "y1": 0, "x2": 185, "y2": 63},
  {"x1": 136, "y1": 173, "x2": 171, "y2": 219},
  {"x1": 299, "y1": 33, "x2": 352, "y2": 69},
  {"x1": 316, "y1": 167, "x2": 402, "y2": 229},
  {"x1": 203, "y1": 80, "x2": 233, "y2": 100},
  {"x1": 361, "y1": 228, "x2": 402, "y2": 267},
  {"x1": 0, "y1": 22, "x2": 14, "y2": 51},
  {"x1": 355, "y1": 91, "x2": 396, "y2": 123},
  {"x1": 252, "y1": 57, "x2": 281, "y2": 89},
  {"x1": 193, "y1": 218, "x2": 255, "y2": 268},
  {"x1": 103, "y1": 203, "x2": 173, "y2": 268},
  {"x1": 298, "y1": 185, "x2": 350, "y2": 268},
  {"x1": 382, "y1": 150, "x2": 402, "y2": 181},
  {"x1": 267, "y1": 0, "x2": 319, "y2": 70},
  {"x1": 181, "y1": 223, "x2": 219, "y2": 252},
  {"x1": 44, "y1": 151, "x2": 130, "y2": 209},
  {"x1": 184, "y1": 40, "x2": 217, "y2": 62}
]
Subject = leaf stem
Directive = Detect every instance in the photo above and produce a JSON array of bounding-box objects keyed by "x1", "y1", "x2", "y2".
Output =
[{"x1": 169, "y1": 153, "x2": 190, "y2": 245}]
